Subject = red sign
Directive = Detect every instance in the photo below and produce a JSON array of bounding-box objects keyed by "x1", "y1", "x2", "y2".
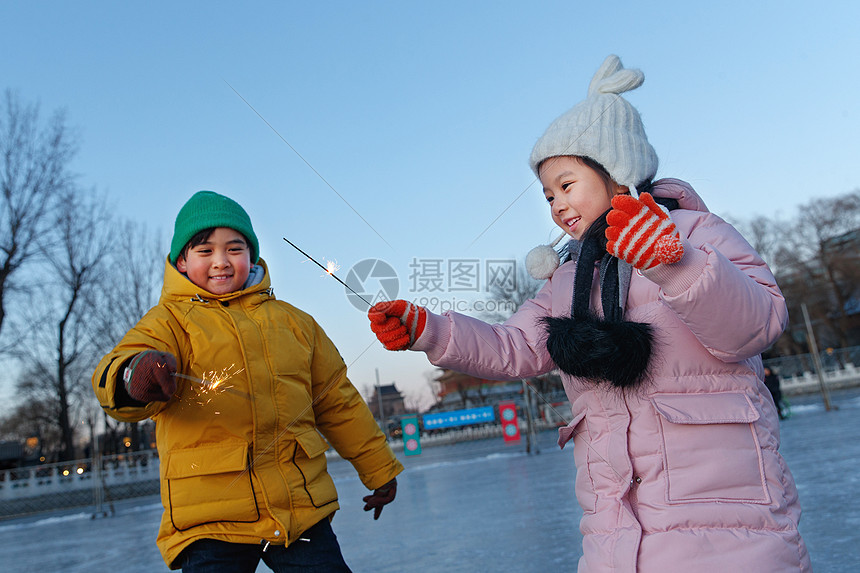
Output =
[{"x1": 498, "y1": 401, "x2": 520, "y2": 443}]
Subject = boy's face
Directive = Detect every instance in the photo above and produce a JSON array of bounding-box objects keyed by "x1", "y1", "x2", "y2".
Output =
[{"x1": 176, "y1": 227, "x2": 252, "y2": 295}]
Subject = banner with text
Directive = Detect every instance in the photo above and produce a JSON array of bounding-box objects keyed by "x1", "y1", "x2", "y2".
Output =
[{"x1": 422, "y1": 406, "x2": 495, "y2": 430}]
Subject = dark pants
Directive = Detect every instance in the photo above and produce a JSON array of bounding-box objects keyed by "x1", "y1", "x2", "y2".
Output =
[{"x1": 178, "y1": 519, "x2": 352, "y2": 573}]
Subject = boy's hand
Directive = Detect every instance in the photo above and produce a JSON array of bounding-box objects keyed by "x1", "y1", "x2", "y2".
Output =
[
  {"x1": 362, "y1": 478, "x2": 397, "y2": 520},
  {"x1": 605, "y1": 192, "x2": 684, "y2": 270},
  {"x1": 123, "y1": 350, "x2": 178, "y2": 402},
  {"x1": 368, "y1": 300, "x2": 426, "y2": 351}
]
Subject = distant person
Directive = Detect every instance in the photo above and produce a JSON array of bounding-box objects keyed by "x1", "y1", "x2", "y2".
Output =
[
  {"x1": 368, "y1": 55, "x2": 810, "y2": 571},
  {"x1": 764, "y1": 366, "x2": 786, "y2": 419},
  {"x1": 93, "y1": 191, "x2": 402, "y2": 572}
]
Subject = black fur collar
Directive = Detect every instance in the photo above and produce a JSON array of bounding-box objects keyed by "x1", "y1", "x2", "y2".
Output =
[
  {"x1": 542, "y1": 314, "x2": 652, "y2": 389},
  {"x1": 542, "y1": 215, "x2": 654, "y2": 389}
]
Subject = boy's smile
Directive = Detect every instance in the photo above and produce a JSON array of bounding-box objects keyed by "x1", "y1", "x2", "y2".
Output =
[{"x1": 176, "y1": 227, "x2": 252, "y2": 295}]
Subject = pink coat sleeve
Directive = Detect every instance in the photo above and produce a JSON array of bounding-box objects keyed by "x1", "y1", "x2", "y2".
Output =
[
  {"x1": 411, "y1": 281, "x2": 558, "y2": 380},
  {"x1": 642, "y1": 210, "x2": 787, "y2": 362}
]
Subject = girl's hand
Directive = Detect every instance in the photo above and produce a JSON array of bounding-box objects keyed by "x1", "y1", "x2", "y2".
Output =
[
  {"x1": 368, "y1": 300, "x2": 427, "y2": 351},
  {"x1": 605, "y1": 192, "x2": 684, "y2": 270}
]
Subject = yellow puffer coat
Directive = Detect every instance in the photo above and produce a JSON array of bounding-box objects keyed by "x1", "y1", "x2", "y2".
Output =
[{"x1": 92, "y1": 258, "x2": 403, "y2": 569}]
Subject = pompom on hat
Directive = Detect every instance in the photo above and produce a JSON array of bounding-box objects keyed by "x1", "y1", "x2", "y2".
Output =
[
  {"x1": 526, "y1": 55, "x2": 658, "y2": 280},
  {"x1": 525, "y1": 231, "x2": 567, "y2": 280},
  {"x1": 169, "y1": 191, "x2": 260, "y2": 264}
]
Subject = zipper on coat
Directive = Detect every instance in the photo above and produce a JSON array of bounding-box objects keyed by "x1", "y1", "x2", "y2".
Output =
[{"x1": 629, "y1": 475, "x2": 642, "y2": 519}]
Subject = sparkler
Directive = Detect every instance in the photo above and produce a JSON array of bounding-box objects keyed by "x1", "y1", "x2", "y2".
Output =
[
  {"x1": 323, "y1": 258, "x2": 340, "y2": 276},
  {"x1": 174, "y1": 371, "x2": 250, "y2": 399},
  {"x1": 283, "y1": 237, "x2": 372, "y2": 307}
]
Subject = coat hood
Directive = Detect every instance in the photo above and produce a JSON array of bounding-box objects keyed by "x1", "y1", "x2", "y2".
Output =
[{"x1": 651, "y1": 178, "x2": 709, "y2": 212}]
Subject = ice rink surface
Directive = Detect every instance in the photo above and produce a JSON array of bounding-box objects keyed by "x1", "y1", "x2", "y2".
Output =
[{"x1": 2, "y1": 388, "x2": 858, "y2": 572}]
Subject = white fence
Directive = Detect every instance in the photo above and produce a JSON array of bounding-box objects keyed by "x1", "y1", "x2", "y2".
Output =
[
  {"x1": 0, "y1": 450, "x2": 159, "y2": 501},
  {"x1": 779, "y1": 363, "x2": 860, "y2": 394},
  {"x1": 0, "y1": 450, "x2": 160, "y2": 519},
  {"x1": 764, "y1": 346, "x2": 860, "y2": 395}
]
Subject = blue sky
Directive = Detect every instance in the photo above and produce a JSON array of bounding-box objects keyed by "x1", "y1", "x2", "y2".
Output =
[{"x1": 2, "y1": 1, "x2": 859, "y2": 409}]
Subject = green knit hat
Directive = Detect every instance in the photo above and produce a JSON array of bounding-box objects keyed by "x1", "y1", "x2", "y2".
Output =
[{"x1": 169, "y1": 191, "x2": 260, "y2": 264}]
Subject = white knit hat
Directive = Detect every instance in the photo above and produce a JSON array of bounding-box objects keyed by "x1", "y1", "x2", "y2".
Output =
[
  {"x1": 528, "y1": 54, "x2": 658, "y2": 191},
  {"x1": 525, "y1": 55, "x2": 658, "y2": 280}
]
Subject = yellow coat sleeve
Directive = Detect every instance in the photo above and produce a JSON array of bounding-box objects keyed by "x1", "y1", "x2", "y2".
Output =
[
  {"x1": 308, "y1": 319, "x2": 404, "y2": 490},
  {"x1": 91, "y1": 305, "x2": 187, "y2": 423}
]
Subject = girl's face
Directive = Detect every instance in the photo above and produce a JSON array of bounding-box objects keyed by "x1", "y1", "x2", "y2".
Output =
[
  {"x1": 176, "y1": 227, "x2": 252, "y2": 295},
  {"x1": 540, "y1": 156, "x2": 627, "y2": 240}
]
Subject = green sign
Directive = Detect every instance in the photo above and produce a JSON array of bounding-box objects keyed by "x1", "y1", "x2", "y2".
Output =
[{"x1": 401, "y1": 416, "x2": 421, "y2": 456}]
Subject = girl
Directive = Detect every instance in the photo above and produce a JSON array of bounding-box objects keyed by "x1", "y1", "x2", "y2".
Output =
[{"x1": 369, "y1": 56, "x2": 810, "y2": 572}]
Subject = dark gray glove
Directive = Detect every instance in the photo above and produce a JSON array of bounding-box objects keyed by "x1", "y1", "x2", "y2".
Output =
[
  {"x1": 123, "y1": 350, "x2": 177, "y2": 402},
  {"x1": 362, "y1": 478, "x2": 397, "y2": 520}
]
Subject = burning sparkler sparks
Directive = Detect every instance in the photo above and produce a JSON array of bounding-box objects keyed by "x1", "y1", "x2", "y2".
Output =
[
  {"x1": 283, "y1": 237, "x2": 372, "y2": 307},
  {"x1": 323, "y1": 258, "x2": 340, "y2": 276},
  {"x1": 175, "y1": 367, "x2": 250, "y2": 400}
]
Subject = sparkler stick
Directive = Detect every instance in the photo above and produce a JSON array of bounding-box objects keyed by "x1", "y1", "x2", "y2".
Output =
[{"x1": 283, "y1": 237, "x2": 372, "y2": 307}]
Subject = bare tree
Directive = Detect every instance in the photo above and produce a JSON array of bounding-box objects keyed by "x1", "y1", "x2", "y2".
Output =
[
  {"x1": 773, "y1": 189, "x2": 860, "y2": 349},
  {"x1": 93, "y1": 220, "x2": 164, "y2": 348},
  {"x1": 0, "y1": 396, "x2": 59, "y2": 462},
  {"x1": 479, "y1": 261, "x2": 543, "y2": 323},
  {"x1": 0, "y1": 90, "x2": 76, "y2": 339},
  {"x1": 10, "y1": 373, "x2": 66, "y2": 461},
  {"x1": 0, "y1": 93, "x2": 167, "y2": 459},
  {"x1": 731, "y1": 214, "x2": 786, "y2": 274},
  {"x1": 14, "y1": 188, "x2": 114, "y2": 460},
  {"x1": 423, "y1": 370, "x2": 441, "y2": 410},
  {"x1": 402, "y1": 391, "x2": 423, "y2": 413},
  {"x1": 89, "y1": 220, "x2": 163, "y2": 451}
]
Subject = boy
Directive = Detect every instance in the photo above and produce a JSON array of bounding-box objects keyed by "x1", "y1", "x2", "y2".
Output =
[{"x1": 93, "y1": 190, "x2": 402, "y2": 572}]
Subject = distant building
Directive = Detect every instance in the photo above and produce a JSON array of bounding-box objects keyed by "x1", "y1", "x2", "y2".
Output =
[
  {"x1": 434, "y1": 369, "x2": 516, "y2": 410},
  {"x1": 430, "y1": 369, "x2": 565, "y2": 411},
  {"x1": 772, "y1": 225, "x2": 860, "y2": 354},
  {"x1": 367, "y1": 383, "x2": 407, "y2": 420},
  {"x1": 0, "y1": 437, "x2": 42, "y2": 469}
]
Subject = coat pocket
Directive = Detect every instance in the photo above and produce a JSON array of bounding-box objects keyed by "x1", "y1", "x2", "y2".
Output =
[
  {"x1": 293, "y1": 429, "x2": 337, "y2": 508},
  {"x1": 558, "y1": 411, "x2": 597, "y2": 514},
  {"x1": 652, "y1": 392, "x2": 770, "y2": 504},
  {"x1": 164, "y1": 441, "x2": 260, "y2": 531}
]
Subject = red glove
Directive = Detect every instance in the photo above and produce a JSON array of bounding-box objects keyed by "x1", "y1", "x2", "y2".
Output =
[
  {"x1": 368, "y1": 300, "x2": 427, "y2": 351},
  {"x1": 362, "y1": 478, "x2": 397, "y2": 520},
  {"x1": 123, "y1": 350, "x2": 178, "y2": 402},
  {"x1": 605, "y1": 192, "x2": 684, "y2": 270}
]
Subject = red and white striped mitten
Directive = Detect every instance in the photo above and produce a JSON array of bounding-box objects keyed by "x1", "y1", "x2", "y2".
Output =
[
  {"x1": 368, "y1": 300, "x2": 427, "y2": 351},
  {"x1": 605, "y1": 192, "x2": 684, "y2": 270}
]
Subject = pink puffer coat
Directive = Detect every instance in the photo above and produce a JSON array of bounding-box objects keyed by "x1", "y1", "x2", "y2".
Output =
[{"x1": 413, "y1": 179, "x2": 811, "y2": 572}]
